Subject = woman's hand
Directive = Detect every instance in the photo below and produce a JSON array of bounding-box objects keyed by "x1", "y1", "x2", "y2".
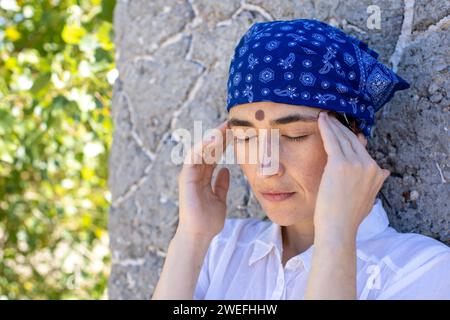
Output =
[
  {"x1": 153, "y1": 121, "x2": 230, "y2": 300},
  {"x1": 305, "y1": 111, "x2": 390, "y2": 300},
  {"x1": 314, "y1": 111, "x2": 390, "y2": 240},
  {"x1": 176, "y1": 120, "x2": 231, "y2": 239}
]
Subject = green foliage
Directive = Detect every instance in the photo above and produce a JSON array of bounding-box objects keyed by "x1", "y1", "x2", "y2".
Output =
[{"x1": 0, "y1": 0, "x2": 116, "y2": 299}]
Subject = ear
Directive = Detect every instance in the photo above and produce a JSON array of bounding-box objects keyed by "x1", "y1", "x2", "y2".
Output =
[{"x1": 356, "y1": 132, "x2": 368, "y2": 148}]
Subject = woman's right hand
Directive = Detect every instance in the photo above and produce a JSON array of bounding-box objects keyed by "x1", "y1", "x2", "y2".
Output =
[{"x1": 176, "y1": 120, "x2": 231, "y2": 239}]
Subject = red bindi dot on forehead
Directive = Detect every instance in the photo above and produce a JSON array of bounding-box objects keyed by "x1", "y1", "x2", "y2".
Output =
[{"x1": 255, "y1": 109, "x2": 265, "y2": 121}]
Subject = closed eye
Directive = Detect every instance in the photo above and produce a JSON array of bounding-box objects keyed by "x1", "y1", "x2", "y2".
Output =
[
  {"x1": 235, "y1": 135, "x2": 257, "y2": 142},
  {"x1": 282, "y1": 135, "x2": 308, "y2": 142},
  {"x1": 235, "y1": 135, "x2": 308, "y2": 142}
]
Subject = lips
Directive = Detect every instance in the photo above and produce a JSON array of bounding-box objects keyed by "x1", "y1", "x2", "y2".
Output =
[{"x1": 260, "y1": 191, "x2": 296, "y2": 202}]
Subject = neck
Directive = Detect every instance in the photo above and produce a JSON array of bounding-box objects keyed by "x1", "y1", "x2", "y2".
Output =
[{"x1": 281, "y1": 216, "x2": 315, "y2": 255}]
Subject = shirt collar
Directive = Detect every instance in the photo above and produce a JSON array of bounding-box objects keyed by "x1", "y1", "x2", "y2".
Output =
[{"x1": 248, "y1": 197, "x2": 390, "y2": 269}]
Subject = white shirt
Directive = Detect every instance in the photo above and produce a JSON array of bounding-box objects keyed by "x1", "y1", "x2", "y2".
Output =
[{"x1": 193, "y1": 198, "x2": 450, "y2": 299}]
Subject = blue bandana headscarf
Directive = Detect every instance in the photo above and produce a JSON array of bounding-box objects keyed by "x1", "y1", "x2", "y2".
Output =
[{"x1": 226, "y1": 19, "x2": 410, "y2": 138}]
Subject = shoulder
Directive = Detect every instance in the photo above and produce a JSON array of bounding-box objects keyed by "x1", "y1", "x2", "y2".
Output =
[
  {"x1": 358, "y1": 228, "x2": 450, "y2": 299},
  {"x1": 358, "y1": 227, "x2": 450, "y2": 271}
]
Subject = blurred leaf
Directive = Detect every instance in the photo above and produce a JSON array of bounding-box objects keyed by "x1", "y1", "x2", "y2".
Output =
[
  {"x1": 30, "y1": 73, "x2": 51, "y2": 95},
  {"x1": 5, "y1": 26, "x2": 21, "y2": 41},
  {"x1": 0, "y1": 0, "x2": 116, "y2": 299},
  {"x1": 5, "y1": 57, "x2": 18, "y2": 70},
  {"x1": 61, "y1": 25, "x2": 87, "y2": 45},
  {"x1": 96, "y1": 21, "x2": 113, "y2": 51},
  {"x1": 99, "y1": 0, "x2": 115, "y2": 22}
]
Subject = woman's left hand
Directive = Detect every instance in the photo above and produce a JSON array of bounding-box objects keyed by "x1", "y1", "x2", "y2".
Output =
[
  {"x1": 305, "y1": 111, "x2": 391, "y2": 299},
  {"x1": 314, "y1": 111, "x2": 391, "y2": 241}
]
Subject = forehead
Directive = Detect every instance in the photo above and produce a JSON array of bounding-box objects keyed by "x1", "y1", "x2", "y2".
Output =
[{"x1": 228, "y1": 102, "x2": 321, "y2": 119}]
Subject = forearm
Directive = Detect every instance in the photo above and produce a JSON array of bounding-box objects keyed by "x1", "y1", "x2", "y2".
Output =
[
  {"x1": 304, "y1": 231, "x2": 357, "y2": 299},
  {"x1": 151, "y1": 230, "x2": 213, "y2": 300}
]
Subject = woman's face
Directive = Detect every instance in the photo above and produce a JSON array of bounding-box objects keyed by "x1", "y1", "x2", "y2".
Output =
[{"x1": 228, "y1": 102, "x2": 366, "y2": 226}]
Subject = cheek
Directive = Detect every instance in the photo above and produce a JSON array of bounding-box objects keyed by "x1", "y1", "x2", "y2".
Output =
[{"x1": 282, "y1": 135, "x2": 327, "y2": 190}]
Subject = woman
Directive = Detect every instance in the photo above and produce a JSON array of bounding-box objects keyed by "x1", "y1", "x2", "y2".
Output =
[{"x1": 152, "y1": 19, "x2": 450, "y2": 299}]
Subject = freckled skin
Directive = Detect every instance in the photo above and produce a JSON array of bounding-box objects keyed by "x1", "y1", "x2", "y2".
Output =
[{"x1": 255, "y1": 109, "x2": 265, "y2": 121}]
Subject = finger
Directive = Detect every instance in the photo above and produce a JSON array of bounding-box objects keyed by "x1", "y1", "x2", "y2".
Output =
[
  {"x1": 317, "y1": 111, "x2": 344, "y2": 159},
  {"x1": 324, "y1": 112, "x2": 358, "y2": 159},
  {"x1": 327, "y1": 114, "x2": 368, "y2": 158},
  {"x1": 207, "y1": 120, "x2": 232, "y2": 157},
  {"x1": 186, "y1": 133, "x2": 214, "y2": 165},
  {"x1": 202, "y1": 120, "x2": 231, "y2": 178},
  {"x1": 186, "y1": 120, "x2": 229, "y2": 166},
  {"x1": 212, "y1": 167, "x2": 230, "y2": 203},
  {"x1": 321, "y1": 112, "x2": 355, "y2": 159},
  {"x1": 182, "y1": 121, "x2": 228, "y2": 187}
]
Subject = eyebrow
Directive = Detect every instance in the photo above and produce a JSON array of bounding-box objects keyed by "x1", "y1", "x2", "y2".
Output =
[{"x1": 228, "y1": 113, "x2": 318, "y2": 128}]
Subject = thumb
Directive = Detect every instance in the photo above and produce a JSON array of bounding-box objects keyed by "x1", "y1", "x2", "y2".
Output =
[{"x1": 213, "y1": 167, "x2": 230, "y2": 203}]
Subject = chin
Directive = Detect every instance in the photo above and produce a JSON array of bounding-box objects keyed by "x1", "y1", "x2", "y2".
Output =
[
  {"x1": 266, "y1": 215, "x2": 297, "y2": 227},
  {"x1": 260, "y1": 203, "x2": 310, "y2": 226},
  {"x1": 254, "y1": 190, "x2": 315, "y2": 224}
]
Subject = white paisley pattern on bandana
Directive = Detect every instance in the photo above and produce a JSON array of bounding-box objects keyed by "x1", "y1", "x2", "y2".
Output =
[{"x1": 226, "y1": 19, "x2": 410, "y2": 138}]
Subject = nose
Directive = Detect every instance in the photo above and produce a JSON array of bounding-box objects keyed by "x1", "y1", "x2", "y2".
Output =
[{"x1": 257, "y1": 129, "x2": 283, "y2": 177}]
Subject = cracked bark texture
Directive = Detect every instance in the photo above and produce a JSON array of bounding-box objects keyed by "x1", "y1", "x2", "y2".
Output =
[{"x1": 108, "y1": 0, "x2": 450, "y2": 299}]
